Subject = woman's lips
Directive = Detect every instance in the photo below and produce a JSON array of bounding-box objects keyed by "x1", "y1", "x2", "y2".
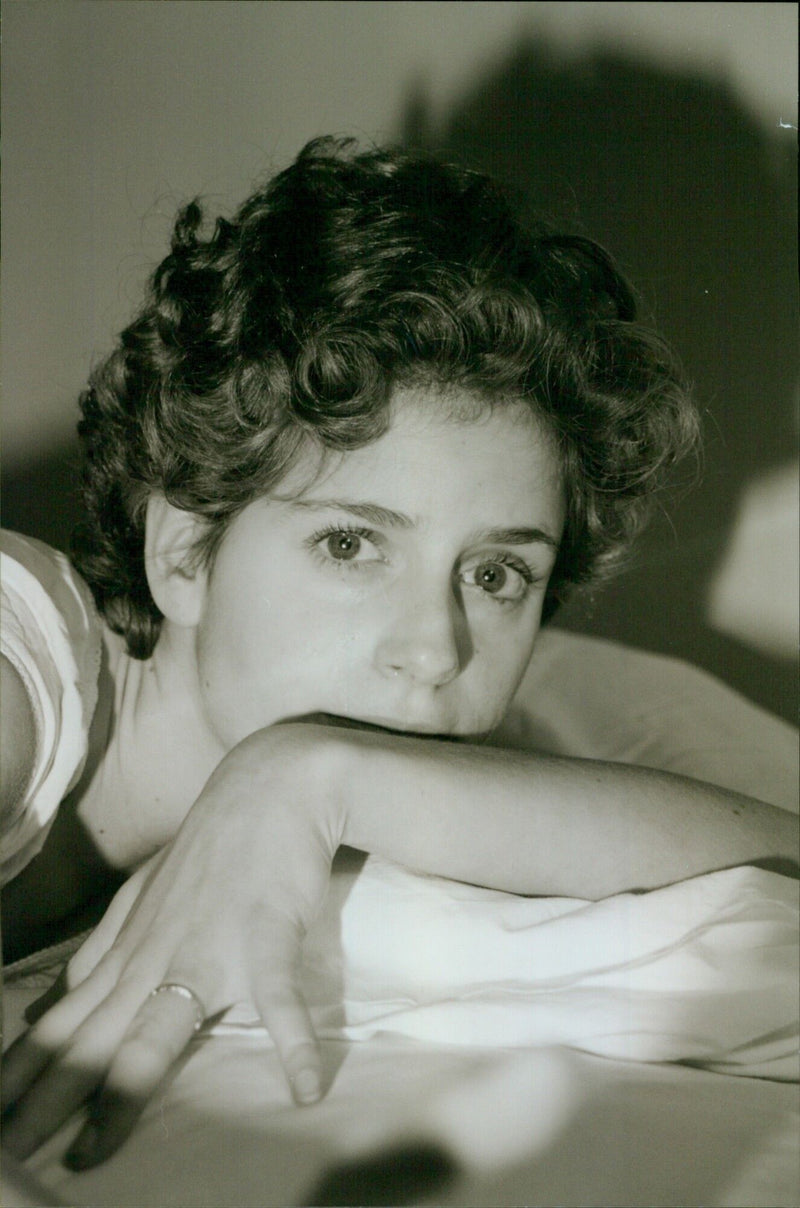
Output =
[{"x1": 292, "y1": 712, "x2": 454, "y2": 739}]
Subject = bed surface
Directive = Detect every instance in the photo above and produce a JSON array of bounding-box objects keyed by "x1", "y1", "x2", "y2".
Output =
[{"x1": 4, "y1": 856, "x2": 798, "y2": 1206}]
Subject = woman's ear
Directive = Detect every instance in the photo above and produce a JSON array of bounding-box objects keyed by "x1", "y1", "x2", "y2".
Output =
[{"x1": 145, "y1": 495, "x2": 209, "y2": 628}]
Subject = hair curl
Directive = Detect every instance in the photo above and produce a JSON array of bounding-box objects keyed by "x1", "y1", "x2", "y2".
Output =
[{"x1": 72, "y1": 136, "x2": 698, "y2": 658}]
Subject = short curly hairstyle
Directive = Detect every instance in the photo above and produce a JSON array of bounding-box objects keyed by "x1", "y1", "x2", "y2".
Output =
[{"x1": 72, "y1": 136, "x2": 698, "y2": 658}]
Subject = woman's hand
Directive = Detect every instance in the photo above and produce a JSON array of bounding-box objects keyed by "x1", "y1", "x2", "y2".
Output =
[{"x1": 1, "y1": 725, "x2": 346, "y2": 1169}]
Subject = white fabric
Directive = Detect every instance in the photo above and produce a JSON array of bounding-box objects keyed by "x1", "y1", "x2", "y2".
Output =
[
  {"x1": 504, "y1": 627, "x2": 800, "y2": 813},
  {"x1": 5, "y1": 860, "x2": 798, "y2": 1207},
  {"x1": 211, "y1": 857, "x2": 799, "y2": 1079},
  {"x1": 18, "y1": 1042, "x2": 800, "y2": 1208},
  {"x1": 0, "y1": 532, "x2": 101, "y2": 883}
]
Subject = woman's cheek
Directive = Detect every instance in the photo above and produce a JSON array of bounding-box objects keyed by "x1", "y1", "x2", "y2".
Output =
[{"x1": 474, "y1": 627, "x2": 540, "y2": 722}]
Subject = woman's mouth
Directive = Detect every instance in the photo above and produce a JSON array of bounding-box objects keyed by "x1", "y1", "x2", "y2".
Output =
[{"x1": 290, "y1": 712, "x2": 457, "y2": 740}]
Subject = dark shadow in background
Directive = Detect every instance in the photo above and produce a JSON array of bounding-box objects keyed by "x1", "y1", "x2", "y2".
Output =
[
  {"x1": 3, "y1": 438, "x2": 84, "y2": 558},
  {"x1": 3, "y1": 37, "x2": 797, "y2": 721},
  {"x1": 403, "y1": 38, "x2": 798, "y2": 723}
]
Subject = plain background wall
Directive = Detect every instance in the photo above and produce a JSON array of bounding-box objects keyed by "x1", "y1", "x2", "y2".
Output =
[
  {"x1": 3, "y1": 0, "x2": 796, "y2": 465},
  {"x1": 2, "y1": 1, "x2": 798, "y2": 718}
]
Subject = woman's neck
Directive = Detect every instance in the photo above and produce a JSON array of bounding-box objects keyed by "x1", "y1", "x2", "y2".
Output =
[{"x1": 75, "y1": 624, "x2": 226, "y2": 870}]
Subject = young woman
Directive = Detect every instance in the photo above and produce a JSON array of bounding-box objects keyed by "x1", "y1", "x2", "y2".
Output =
[{"x1": 2, "y1": 137, "x2": 796, "y2": 1170}]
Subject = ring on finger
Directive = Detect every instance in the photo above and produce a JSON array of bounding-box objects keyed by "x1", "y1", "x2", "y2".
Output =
[{"x1": 148, "y1": 983, "x2": 206, "y2": 1032}]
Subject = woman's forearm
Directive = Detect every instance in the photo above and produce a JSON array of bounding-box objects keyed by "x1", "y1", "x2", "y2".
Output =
[{"x1": 327, "y1": 728, "x2": 798, "y2": 898}]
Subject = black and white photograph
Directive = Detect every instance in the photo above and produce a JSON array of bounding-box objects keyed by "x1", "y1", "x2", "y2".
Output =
[{"x1": 2, "y1": 3, "x2": 798, "y2": 1205}]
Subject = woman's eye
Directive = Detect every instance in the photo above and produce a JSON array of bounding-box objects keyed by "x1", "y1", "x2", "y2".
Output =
[
  {"x1": 326, "y1": 531, "x2": 363, "y2": 561},
  {"x1": 461, "y1": 558, "x2": 532, "y2": 603},
  {"x1": 309, "y1": 526, "x2": 384, "y2": 567}
]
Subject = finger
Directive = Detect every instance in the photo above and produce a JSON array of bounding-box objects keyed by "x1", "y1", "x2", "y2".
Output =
[
  {"x1": 1, "y1": 976, "x2": 143, "y2": 1160},
  {"x1": 258, "y1": 984, "x2": 322, "y2": 1105},
  {"x1": 251, "y1": 935, "x2": 322, "y2": 1105},
  {"x1": 64, "y1": 980, "x2": 206, "y2": 1170},
  {"x1": 24, "y1": 965, "x2": 69, "y2": 1026},
  {"x1": 2, "y1": 1042, "x2": 107, "y2": 1161},
  {"x1": 2, "y1": 952, "x2": 124, "y2": 1111}
]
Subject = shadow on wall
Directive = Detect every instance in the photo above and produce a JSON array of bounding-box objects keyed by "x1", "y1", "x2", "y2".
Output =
[
  {"x1": 2, "y1": 36, "x2": 797, "y2": 722},
  {"x1": 3, "y1": 439, "x2": 84, "y2": 561},
  {"x1": 402, "y1": 37, "x2": 798, "y2": 723}
]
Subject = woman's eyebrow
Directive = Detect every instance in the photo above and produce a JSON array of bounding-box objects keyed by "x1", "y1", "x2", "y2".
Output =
[
  {"x1": 290, "y1": 499, "x2": 559, "y2": 548},
  {"x1": 477, "y1": 526, "x2": 560, "y2": 550},
  {"x1": 290, "y1": 499, "x2": 415, "y2": 528}
]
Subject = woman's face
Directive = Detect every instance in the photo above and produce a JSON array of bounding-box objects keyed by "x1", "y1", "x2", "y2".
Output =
[{"x1": 193, "y1": 389, "x2": 565, "y2": 748}]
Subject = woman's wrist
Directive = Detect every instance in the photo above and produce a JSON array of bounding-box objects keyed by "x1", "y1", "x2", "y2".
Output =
[{"x1": 219, "y1": 722, "x2": 353, "y2": 850}]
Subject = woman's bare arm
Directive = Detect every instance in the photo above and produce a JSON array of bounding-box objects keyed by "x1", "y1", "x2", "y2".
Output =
[
  {"x1": 3, "y1": 719, "x2": 795, "y2": 1167},
  {"x1": 326, "y1": 726, "x2": 798, "y2": 898}
]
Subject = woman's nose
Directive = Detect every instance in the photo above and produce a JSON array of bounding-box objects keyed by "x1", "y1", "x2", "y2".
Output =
[{"x1": 375, "y1": 581, "x2": 467, "y2": 687}]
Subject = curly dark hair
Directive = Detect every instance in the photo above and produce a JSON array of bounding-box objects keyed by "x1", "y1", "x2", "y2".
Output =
[{"x1": 72, "y1": 136, "x2": 698, "y2": 658}]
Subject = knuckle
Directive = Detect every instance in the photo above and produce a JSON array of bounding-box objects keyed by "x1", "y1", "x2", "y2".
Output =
[
  {"x1": 80, "y1": 947, "x2": 125, "y2": 994},
  {"x1": 281, "y1": 1039, "x2": 319, "y2": 1070},
  {"x1": 32, "y1": 1034, "x2": 107, "y2": 1096},
  {"x1": 110, "y1": 1036, "x2": 172, "y2": 1093},
  {"x1": 52, "y1": 1041, "x2": 98, "y2": 1082},
  {"x1": 134, "y1": 1009, "x2": 193, "y2": 1051},
  {"x1": 257, "y1": 981, "x2": 304, "y2": 1014},
  {"x1": 251, "y1": 899, "x2": 305, "y2": 943},
  {"x1": 62, "y1": 1012, "x2": 123, "y2": 1075},
  {"x1": 65, "y1": 945, "x2": 96, "y2": 986},
  {"x1": 27, "y1": 1002, "x2": 80, "y2": 1052},
  {"x1": 25, "y1": 1014, "x2": 63, "y2": 1053}
]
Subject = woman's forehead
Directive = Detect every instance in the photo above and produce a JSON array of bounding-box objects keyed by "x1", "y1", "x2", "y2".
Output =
[
  {"x1": 277, "y1": 388, "x2": 564, "y2": 528},
  {"x1": 389, "y1": 381, "x2": 542, "y2": 428}
]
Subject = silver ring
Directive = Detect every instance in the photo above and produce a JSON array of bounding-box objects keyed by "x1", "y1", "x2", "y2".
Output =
[{"x1": 148, "y1": 982, "x2": 206, "y2": 1032}]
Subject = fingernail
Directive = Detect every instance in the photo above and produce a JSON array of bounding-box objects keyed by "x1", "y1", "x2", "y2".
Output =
[
  {"x1": 63, "y1": 1122, "x2": 101, "y2": 1171},
  {"x1": 292, "y1": 1068, "x2": 321, "y2": 1104}
]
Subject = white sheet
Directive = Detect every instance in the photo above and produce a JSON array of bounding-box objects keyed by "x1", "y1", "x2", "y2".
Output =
[
  {"x1": 23, "y1": 1037, "x2": 800, "y2": 1208},
  {"x1": 4, "y1": 859, "x2": 798, "y2": 1206},
  {"x1": 215, "y1": 856, "x2": 799, "y2": 1079}
]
